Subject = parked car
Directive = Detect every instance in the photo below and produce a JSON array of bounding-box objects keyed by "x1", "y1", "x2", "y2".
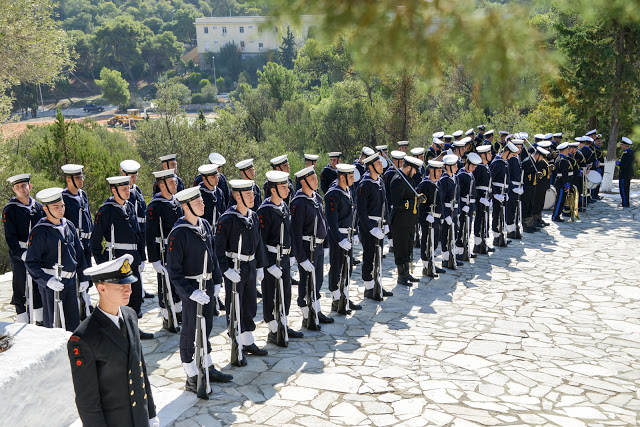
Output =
[{"x1": 83, "y1": 103, "x2": 104, "y2": 112}]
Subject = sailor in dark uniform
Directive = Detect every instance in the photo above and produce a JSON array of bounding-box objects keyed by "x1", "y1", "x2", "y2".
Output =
[
  {"x1": 216, "y1": 179, "x2": 269, "y2": 363},
  {"x1": 409, "y1": 147, "x2": 426, "y2": 187},
  {"x1": 490, "y1": 143, "x2": 512, "y2": 247},
  {"x1": 579, "y1": 136, "x2": 597, "y2": 204},
  {"x1": 523, "y1": 146, "x2": 544, "y2": 230},
  {"x1": 551, "y1": 143, "x2": 571, "y2": 222},
  {"x1": 257, "y1": 170, "x2": 305, "y2": 343},
  {"x1": 455, "y1": 153, "x2": 480, "y2": 259},
  {"x1": 452, "y1": 139, "x2": 468, "y2": 170},
  {"x1": 153, "y1": 154, "x2": 185, "y2": 194},
  {"x1": 354, "y1": 147, "x2": 374, "y2": 180},
  {"x1": 397, "y1": 140, "x2": 409, "y2": 153},
  {"x1": 416, "y1": 160, "x2": 446, "y2": 276},
  {"x1": 320, "y1": 152, "x2": 341, "y2": 194},
  {"x1": 505, "y1": 142, "x2": 523, "y2": 238},
  {"x1": 291, "y1": 166, "x2": 333, "y2": 328},
  {"x1": 3, "y1": 174, "x2": 45, "y2": 323},
  {"x1": 263, "y1": 155, "x2": 295, "y2": 206},
  {"x1": 147, "y1": 169, "x2": 183, "y2": 330},
  {"x1": 384, "y1": 150, "x2": 407, "y2": 252},
  {"x1": 617, "y1": 137, "x2": 635, "y2": 208},
  {"x1": 325, "y1": 164, "x2": 362, "y2": 314},
  {"x1": 443, "y1": 134, "x2": 454, "y2": 148},
  {"x1": 198, "y1": 164, "x2": 226, "y2": 227},
  {"x1": 295, "y1": 154, "x2": 319, "y2": 192},
  {"x1": 426, "y1": 137, "x2": 445, "y2": 161},
  {"x1": 233, "y1": 159, "x2": 263, "y2": 208},
  {"x1": 166, "y1": 187, "x2": 232, "y2": 389},
  {"x1": 91, "y1": 176, "x2": 153, "y2": 339},
  {"x1": 472, "y1": 145, "x2": 494, "y2": 254},
  {"x1": 26, "y1": 188, "x2": 89, "y2": 331},
  {"x1": 452, "y1": 130, "x2": 464, "y2": 142},
  {"x1": 499, "y1": 131, "x2": 509, "y2": 151},
  {"x1": 67, "y1": 254, "x2": 158, "y2": 427},
  {"x1": 474, "y1": 125, "x2": 486, "y2": 146},
  {"x1": 439, "y1": 154, "x2": 461, "y2": 267},
  {"x1": 552, "y1": 132, "x2": 563, "y2": 151},
  {"x1": 389, "y1": 156, "x2": 425, "y2": 285},
  {"x1": 356, "y1": 154, "x2": 391, "y2": 300},
  {"x1": 484, "y1": 129, "x2": 497, "y2": 154},
  {"x1": 194, "y1": 153, "x2": 232, "y2": 208},
  {"x1": 532, "y1": 140, "x2": 553, "y2": 226}
]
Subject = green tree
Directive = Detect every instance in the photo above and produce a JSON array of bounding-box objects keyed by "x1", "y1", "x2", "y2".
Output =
[
  {"x1": 277, "y1": 26, "x2": 297, "y2": 70},
  {"x1": 216, "y1": 43, "x2": 243, "y2": 85},
  {"x1": 140, "y1": 31, "x2": 183, "y2": 77},
  {"x1": 95, "y1": 67, "x2": 131, "y2": 108},
  {"x1": 257, "y1": 62, "x2": 299, "y2": 107},
  {"x1": 93, "y1": 17, "x2": 146, "y2": 82}
]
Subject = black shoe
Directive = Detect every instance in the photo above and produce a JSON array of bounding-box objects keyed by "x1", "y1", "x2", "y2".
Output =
[
  {"x1": 162, "y1": 318, "x2": 180, "y2": 333},
  {"x1": 404, "y1": 264, "x2": 419, "y2": 282},
  {"x1": 35, "y1": 321, "x2": 44, "y2": 327},
  {"x1": 209, "y1": 366, "x2": 233, "y2": 382},
  {"x1": 436, "y1": 266, "x2": 446, "y2": 273},
  {"x1": 540, "y1": 220, "x2": 550, "y2": 227},
  {"x1": 287, "y1": 327, "x2": 304, "y2": 338},
  {"x1": 553, "y1": 217, "x2": 565, "y2": 222},
  {"x1": 364, "y1": 288, "x2": 384, "y2": 301},
  {"x1": 487, "y1": 247, "x2": 495, "y2": 252},
  {"x1": 397, "y1": 276, "x2": 411, "y2": 286},
  {"x1": 349, "y1": 300, "x2": 362, "y2": 310},
  {"x1": 455, "y1": 255, "x2": 466, "y2": 263},
  {"x1": 331, "y1": 300, "x2": 351, "y2": 315},
  {"x1": 139, "y1": 330, "x2": 154, "y2": 340},
  {"x1": 389, "y1": 246, "x2": 395, "y2": 253},
  {"x1": 243, "y1": 343, "x2": 268, "y2": 356},
  {"x1": 144, "y1": 291, "x2": 154, "y2": 299},
  {"x1": 507, "y1": 239, "x2": 512, "y2": 244},
  {"x1": 233, "y1": 357, "x2": 248, "y2": 367},
  {"x1": 524, "y1": 226, "x2": 536, "y2": 233},
  {"x1": 303, "y1": 319, "x2": 321, "y2": 330},
  {"x1": 256, "y1": 290, "x2": 262, "y2": 298},
  {"x1": 382, "y1": 254, "x2": 386, "y2": 259},
  {"x1": 382, "y1": 288, "x2": 393, "y2": 297},
  {"x1": 268, "y1": 331, "x2": 288, "y2": 347},
  {"x1": 318, "y1": 312, "x2": 334, "y2": 324},
  {"x1": 185, "y1": 375, "x2": 198, "y2": 393},
  {"x1": 422, "y1": 267, "x2": 438, "y2": 278}
]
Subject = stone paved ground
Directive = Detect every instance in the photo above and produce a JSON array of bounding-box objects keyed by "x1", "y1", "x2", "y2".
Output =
[{"x1": 1, "y1": 186, "x2": 639, "y2": 426}]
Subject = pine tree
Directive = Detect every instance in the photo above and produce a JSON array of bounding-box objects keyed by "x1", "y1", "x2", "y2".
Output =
[{"x1": 277, "y1": 26, "x2": 297, "y2": 70}]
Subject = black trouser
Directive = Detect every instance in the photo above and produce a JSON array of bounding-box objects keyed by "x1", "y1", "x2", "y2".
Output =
[
  {"x1": 328, "y1": 239, "x2": 351, "y2": 298},
  {"x1": 552, "y1": 184, "x2": 569, "y2": 219},
  {"x1": 360, "y1": 230, "x2": 378, "y2": 282},
  {"x1": 522, "y1": 184, "x2": 535, "y2": 223},
  {"x1": 297, "y1": 244, "x2": 324, "y2": 307},
  {"x1": 157, "y1": 273, "x2": 181, "y2": 309},
  {"x1": 506, "y1": 191, "x2": 518, "y2": 231},
  {"x1": 420, "y1": 220, "x2": 440, "y2": 261},
  {"x1": 126, "y1": 264, "x2": 143, "y2": 315},
  {"x1": 474, "y1": 204, "x2": 489, "y2": 242},
  {"x1": 620, "y1": 177, "x2": 631, "y2": 207},
  {"x1": 533, "y1": 180, "x2": 548, "y2": 217},
  {"x1": 262, "y1": 253, "x2": 292, "y2": 322},
  {"x1": 176, "y1": 282, "x2": 215, "y2": 363},
  {"x1": 455, "y1": 211, "x2": 473, "y2": 252},
  {"x1": 224, "y1": 259, "x2": 258, "y2": 334},
  {"x1": 390, "y1": 224, "x2": 414, "y2": 265},
  {"x1": 492, "y1": 198, "x2": 504, "y2": 233},
  {"x1": 440, "y1": 218, "x2": 457, "y2": 255},
  {"x1": 591, "y1": 167, "x2": 603, "y2": 198},
  {"x1": 10, "y1": 255, "x2": 43, "y2": 314},
  {"x1": 38, "y1": 279, "x2": 80, "y2": 332}
]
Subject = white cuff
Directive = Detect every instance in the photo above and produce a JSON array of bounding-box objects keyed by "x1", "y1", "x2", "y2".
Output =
[
  {"x1": 331, "y1": 289, "x2": 341, "y2": 300},
  {"x1": 364, "y1": 280, "x2": 374, "y2": 290},
  {"x1": 300, "y1": 306, "x2": 309, "y2": 318},
  {"x1": 34, "y1": 308, "x2": 43, "y2": 322},
  {"x1": 182, "y1": 361, "x2": 197, "y2": 377},
  {"x1": 268, "y1": 320, "x2": 278, "y2": 333},
  {"x1": 240, "y1": 331, "x2": 254, "y2": 346}
]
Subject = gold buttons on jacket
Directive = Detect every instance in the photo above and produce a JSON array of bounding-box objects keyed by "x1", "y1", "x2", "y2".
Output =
[
  {"x1": 128, "y1": 370, "x2": 131, "y2": 374},
  {"x1": 139, "y1": 361, "x2": 142, "y2": 367},
  {"x1": 144, "y1": 394, "x2": 147, "y2": 400},
  {"x1": 132, "y1": 402, "x2": 136, "y2": 407},
  {"x1": 131, "y1": 390, "x2": 134, "y2": 396},
  {"x1": 129, "y1": 379, "x2": 132, "y2": 385}
]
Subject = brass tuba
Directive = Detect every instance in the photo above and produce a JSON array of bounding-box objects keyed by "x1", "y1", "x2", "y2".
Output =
[{"x1": 563, "y1": 185, "x2": 581, "y2": 222}]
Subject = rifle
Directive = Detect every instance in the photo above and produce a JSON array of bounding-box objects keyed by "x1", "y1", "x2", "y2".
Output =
[
  {"x1": 275, "y1": 221, "x2": 288, "y2": 346},
  {"x1": 372, "y1": 201, "x2": 385, "y2": 300},
  {"x1": 77, "y1": 202, "x2": 90, "y2": 320},
  {"x1": 514, "y1": 168, "x2": 523, "y2": 239},
  {"x1": 159, "y1": 217, "x2": 179, "y2": 333},
  {"x1": 444, "y1": 176, "x2": 457, "y2": 269},
  {"x1": 108, "y1": 224, "x2": 115, "y2": 261},
  {"x1": 53, "y1": 240, "x2": 65, "y2": 329},
  {"x1": 306, "y1": 216, "x2": 320, "y2": 330},
  {"x1": 424, "y1": 184, "x2": 439, "y2": 277},
  {"x1": 460, "y1": 176, "x2": 472, "y2": 261},
  {"x1": 497, "y1": 171, "x2": 507, "y2": 247},
  {"x1": 229, "y1": 235, "x2": 244, "y2": 366},
  {"x1": 212, "y1": 202, "x2": 219, "y2": 313},
  {"x1": 337, "y1": 202, "x2": 356, "y2": 314},
  {"x1": 195, "y1": 251, "x2": 211, "y2": 399},
  {"x1": 25, "y1": 223, "x2": 35, "y2": 324}
]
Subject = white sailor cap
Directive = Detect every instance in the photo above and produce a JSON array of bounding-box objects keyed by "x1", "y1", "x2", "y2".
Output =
[
  {"x1": 452, "y1": 130, "x2": 464, "y2": 138},
  {"x1": 304, "y1": 154, "x2": 319, "y2": 162},
  {"x1": 391, "y1": 150, "x2": 407, "y2": 159},
  {"x1": 621, "y1": 137, "x2": 633, "y2": 145},
  {"x1": 460, "y1": 136, "x2": 473, "y2": 145},
  {"x1": 328, "y1": 151, "x2": 342, "y2": 158},
  {"x1": 175, "y1": 186, "x2": 202, "y2": 203},
  {"x1": 575, "y1": 136, "x2": 587, "y2": 142},
  {"x1": 519, "y1": 132, "x2": 529, "y2": 139},
  {"x1": 294, "y1": 166, "x2": 316, "y2": 179},
  {"x1": 209, "y1": 152, "x2": 226, "y2": 166},
  {"x1": 553, "y1": 132, "x2": 563, "y2": 138},
  {"x1": 427, "y1": 159, "x2": 444, "y2": 169},
  {"x1": 585, "y1": 129, "x2": 597, "y2": 136},
  {"x1": 557, "y1": 142, "x2": 570, "y2": 150},
  {"x1": 485, "y1": 129, "x2": 494, "y2": 136},
  {"x1": 584, "y1": 136, "x2": 594, "y2": 143},
  {"x1": 410, "y1": 147, "x2": 425, "y2": 156},
  {"x1": 538, "y1": 141, "x2": 553, "y2": 148},
  {"x1": 236, "y1": 159, "x2": 254, "y2": 171},
  {"x1": 568, "y1": 142, "x2": 580, "y2": 147},
  {"x1": 467, "y1": 153, "x2": 482, "y2": 165},
  {"x1": 152, "y1": 169, "x2": 176, "y2": 180},
  {"x1": 336, "y1": 164, "x2": 356, "y2": 174},
  {"x1": 198, "y1": 164, "x2": 219, "y2": 176},
  {"x1": 403, "y1": 156, "x2": 423, "y2": 169},
  {"x1": 443, "y1": 134, "x2": 453, "y2": 141},
  {"x1": 363, "y1": 153, "x2": 381, "y2": 165},
  {"x1": 433, "y1": 138, "x2": 444, "y2": 145},
  {"x1": 397, "y1": 141, "x2": 409, "y2": 146},
  {"x1": 61, "y1": 164, "x2": 84, "y2": 175},
  {"x1": 499, "y1": 131, "x2": 509, "y2": 136},
  {"x1": 270, "y1": 154, "x2": 289, "y2": 166},
  {"x1": 443, "y1": 154, "x2": 459, "y2": 165},
  {"x1": 375, "y1": 145, "x2": 388, "y2": 151},
  {"x1": 465, "y1": 128, "x2": 475, "y2": 136},
  {"x1": 543, "y1": 133, "x2": 553, "y2": 140},
  {"x1": 506, "y1": 142, "x2": 518, "y2": 152},
  {"x1": 84, "y1": 254, "x2": 137, "y2": 285},
  {"x1": 362, "y1": 147, "x2": 375, "y2": 156},
  {"x1": 511, "y1": 139, "x2": 524, "y2": 145},
  {"x1": 265, "y1": 170, "x2": 290, "y2": 183},
  {"x1": 229, "y1": 179, "x2": 254, "y2": 191},
  {"x1": 533, "y1": 133, "x2": 545, "y2": 140},
  {"x1": 432, "y1": 131, "x2": 445, "y2": 139},
  {"x1": 106, "y1": 176, "x2": 131, "y2": 186},
  {"x1": 7, "y1": 173, "x2": 30, "y2": 185},
  {"x1": 120, "y1": 160, "x2": 141, "y2": 174},
  {"x1": 595, "y1": 134, "x2": 602, "y2": 139},
  {"x1": 536, "y1": 147, "x2": 550, "y2": 156},
  {"x1": 36, "y1": 187, "x2": 64, "y2": 204},
  {"x1": 476, "y1": 145, "x2": 492, "y2": 153},
  {"x1": 452, "y1": 140, "x2": 467, "y2": 148},
  {"x1": 477, "y1": 124, "x2": 486, "y2": 130},
  {"x1": 159, "y1": 154, "x2": 177, "y2": 162}
]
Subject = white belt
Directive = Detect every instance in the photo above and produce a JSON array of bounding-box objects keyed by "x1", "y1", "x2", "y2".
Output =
[
  {"x1": 368, "y1": 216, "x2": 382, "y2": 221},
  {"x1": 461, "y1": 197, "x2": 475, "y2": 203},
  {"x1": 338, "y1": 227, "x2": 352, "y2": 234},
  {"x1": 185, "y1": 273, "x2": 212, "y2": 281},
  {"x1": 433, "y1": 213, "x2": 441, "y2": 218},
  {"x1": 494, "y1": 183, "x2": 507, "y2": 188},
  {"x1": 80, "y1": 232, "x2": 91, "y2": 239},
  {"x1": 556, "y1": 173, "x2": 563, "y2": 177},
  {"x1": 568, "y1": 172, "x2": 574, "y2": 176},
  {"x1": 106, "y1": 242, "x2": 138, "y2": 250},
  {"x1": 511, "y1": 181, "x2": 522, "y2": 187},
  {"x1": 225, "y1": 251, "x2": 255, "y2": 262},
  {"x1": 42, "y1": 268, "x2": 75, "y2": 279},
  {"x1": 137, "y1": 217, "x2": 146, "y2": 224},
  {"x1": 155, "y1": 237, "x2": 168, "y2": 246},
  {"x1": 19, "y1": 241, "x2": 28, "y2": 249},
  {"x1": 302, "y1": 236, "x2": 325, "y2": 244},
  {"x1": 476, "y1": 186, "x2": 489, "y2": 191},
  {"x1": 266, "y1": 245, "x2": 291, "y2": 255},
  {"x1": 444, "y1": 203, "x2": 452, "y2": 208}
]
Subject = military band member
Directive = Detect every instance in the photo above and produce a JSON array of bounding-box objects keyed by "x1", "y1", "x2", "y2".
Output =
[
  {"x1": 257, "y1": 170, "x2": 305, "y2": 342},
  {"x1": 325, "y1": 164, "x2": 362, "y2": 314},
  {"x1": 522, "y1": 146, "x2": 546, "y2": 230},
  {"x1": 385, "y1": 150, "x2": 407, "y2": 252},
  {"x1": 295, "y1": 154, "x2": 320, "y2": 191},
  {"x1": 216, "y1": 179, "x2": 269, "y2": 362},
  {"x1": 153, "y1": 154, "x2": 185, "y2": 194},
  {"x1": 234, "y1": 159, "x2": 263, "y2": 208},
  {"x1": 320, "y1": 152, "x2": 341, "y2": 194},
  {"x1": 4, "y1": 174, "x2": 45, "y2": 323},
  {"x1": 505, "y1": 141, "x2": 524, "y2": 238},
  {"x1": 356, "y1": 154, "x2": 391, "y2": 299},
  {"x1": 456, "y1": 153, "x2": 480, "y2": 258},
  {"x1": 474, "y1": 125, "x2": 486, "y2": 145},
  {"x1": 432, "y1": 132, "x2": 445, "y2": 150},
  {"x1": 552, "y1": 143, "x2": 571, "y2": 222},
  {"x1": 443, "y1": 134, "x2": 454, "y2": 147},
  {"x1": 26, "y1": 188, "x2": 89, "y2": 331},
  {"x1": 617, "y1": 137, "x2": 635, "y2": 208},
  {"x1": 439, "y1": 154, "x2": 461, "y2": 267},
  {"x1": 397, "y1": 140, "x2": 409, "y2": 153},
  {"x1": 198, "y1": 164, "x2": 226, "y2": 227},
  {"x1": 91, "y1": 176, "x2": 153, "y2": 339},
  {"x1": 532, "y1": 140, "x2": 553, "y2": 226},
  {"x1": 67, "y1": 255, "x2": 159, "y2": 427},
  {"x1": 263, "y1": 155, "x2": 295, "y2": 206},
  {"x1": 499, "y1": 131, "x2": 509, "y2": 150},
  {"x1": 390, "y1": 156, "x2": 425, "y2": 285},
  {"x1": 473, "y1": 145, "x2": 494, "y2": 254},
  {"x1": 417, "y1": 160, "x2": 446, "y2": 276},
  {"x1": 166, "y1": 187, "x2": 232, "y2": 388},
  {"x1": 580, "y1": 136, "x2": 597, "y2": 203},
  {"x1": 147, "y1": 169, "x2": 183, "y2": 330},
  {"x1": 552, "y1": 132, "x2": 563, "y2": 151}
]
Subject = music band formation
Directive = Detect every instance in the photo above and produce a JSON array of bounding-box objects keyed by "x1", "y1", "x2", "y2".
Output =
[{"x1": 2, "y1": 126, "x2": 635, "y2": 424}]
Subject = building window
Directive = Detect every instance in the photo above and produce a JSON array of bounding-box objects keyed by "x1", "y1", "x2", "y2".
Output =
[
  {"x1": 240, "y1": 41, "x2": 245, "y2": 50},
  {"x1": 259, "y1": 42, "x2": 263, "y2": 51},
  {"x1": 204, "y1": 27, "x2": 208, "y2": 34},
  {"x1": 240, "y1": 26, "x2": 244, "y2": 33},
  {"x1": 248, "y1": 26, "x2": 253, "y2": 29},
  {"x1": 222, "y1": 27, "x2": 227, "y2": 35},
  {"x1": 213, "y1": 26, "x2": 217, "y2": 29}
]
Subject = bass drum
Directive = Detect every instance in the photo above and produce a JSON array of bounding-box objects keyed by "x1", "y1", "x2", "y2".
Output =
[
  {"x1": 543, "y1": 187, "x2": 557, "y2": 210},
  {"x1": 586, "y1": 170, "x2": 602, "y2": 189},
  {"x1": 353, "y1": 168, "x2": 361, "y2": 183}
]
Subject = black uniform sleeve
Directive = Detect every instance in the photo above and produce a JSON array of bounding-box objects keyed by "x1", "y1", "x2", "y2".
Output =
[
  {"x1": 291, "y1": 201, "x2": 309, "y2": 264},
  {"x1": 67, "y1": 337, "x2": 108, "y2": 427},
  {"x1": 215, "y1": 217, "x2": 232, "y2": 272},
  {"x1": 253, "y1": 212, "x2": 268, "y2": 268},
  {"x1": 324, "y1": 192, "x2": 343, "y2": 243},
  {"x1": 166, "y1": 230, "x2": 198, "y2": 297},
  {"x1": 71, "y1": 223, "x2": 89, "y2": 282},
  {"x1": 91, "y1": 207, "x2": 109, "y2": 264},
  {"x1": 3, "y1": 206, "x2": 23, "y2": 257},
  {"x1": 145, "y1": 202, "x2": 160, "y2": 263}
]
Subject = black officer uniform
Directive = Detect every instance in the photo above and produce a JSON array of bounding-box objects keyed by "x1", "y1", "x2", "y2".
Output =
[
  {"x1": 67, "y1": 255, "x2": 156, "y2": 427},
  {"x1": 521, "y1": 153, "x2": 539, "y2": 230},
  {"x1": 618, "y1": 140, "x2": 635, "y2": 207},
  {"x1": 532, "y1": 152, "x2": 551, "y2": 224},
  {"x1": 592, "y1": 138, "x2": 605, "y2": 199},
  {"x1": 472, "y1": 158, "x2": 491, "y2": 252},
  {"x1": 490, "y1": 155, "x2": 509, "y2": 241},
  {"x1": 552, "y1": 151, "x2": 572, "y2": 220},
  {"x1": 3, "y1": 182, "x2": 45, "y2": 321}
]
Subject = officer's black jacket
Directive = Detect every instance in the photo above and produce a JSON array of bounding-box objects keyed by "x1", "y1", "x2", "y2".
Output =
[
  {"x1": 62, "y1": 188, "x2": 93, "y2": 239},
  {"x1": 215, "y1": 206, "x2": 267, "y2": 272},
  {"x1": 3, "y1": 197, "x2": 44, "y2": 257},
  {"x1": 390, "y1": 170, "x2": 419, "y2": 227},
  {"x1": 324, "y1": 185, "x2": 354, "y2": 243},
  {"x1": 199, "y1": 183, "x2": 226, "y2": 227},
  {"x1": 145, "y1": 194, "x2": 182, "y2": 263},
  {"x1": 67, "y1": 306, "x2": 156, "y2": 427},
  {"x1": 91, "y1": 198, "x2": 145, "y2": 265},
  {"x1": 553, "y1": 154, "x2": 572, "y2": 188},
  {"x1": 438, "y1": 172, "x2": 457, "y2": 220},
  {"x1": 619, "y1": 148, "x2": 635, "y2": 179},
  {"x1": 490, "y1": 157, "x2": 509, "y2": 196},
  {"x1": 473, "y1": 164, "x2": 491, "y2": 200},
  {"x1": 417, "y1": 177, "x2": 441, "y2": 222},
  {"x1": 356, "y1": 173, "x2": 389, "y2": 232},
  {"x1": 581, "y1": 146, "x2": 596, "y2": 167},
  {"x1": 290, "y1": 190, "x2": 329, "y2": 263},
  {"x1": 257, "y1": 198, "x2": 293, "y2": 264},
  {"x1": 522, "y1": 157, "x2": 538, "y2": 188}
]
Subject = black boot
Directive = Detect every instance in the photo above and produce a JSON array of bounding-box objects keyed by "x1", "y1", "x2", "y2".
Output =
[
  {"x1": 185, "y1": 375, "x2": 198, "y2": 393},
  {"x1": 243, "y1": 343, "x2": 268, "y2": 356},
  {"x1": 318, "y1": 312, "x2": 334, "y2": 324},
  {"x1": 405, "y1": 263, "x2": 419, "y2": 282},
  {"x1": 397, "y1": 264, "x2": 410, "y2": 286},
  {"x1": 331, "y1": 300, "x2": 351, "y2": 315},
  {"x1": 422, "y1": 266, "x2": 438, "y2": 279},
  {"x1": 349, "y1": 300, "x2": 362, "y2": 310},
  {"x1": 287, "y1": 327, "x2": 304, "y2": 338},
  {"x1": 364, "y1": 288, "x2": 384, "y2": 301},
  {"x1": 209, "y1": 366, "x2": 233, "y2": 382},
  {"x1": 382, "y1": 288, "x2": 393, "y2": 297}
]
